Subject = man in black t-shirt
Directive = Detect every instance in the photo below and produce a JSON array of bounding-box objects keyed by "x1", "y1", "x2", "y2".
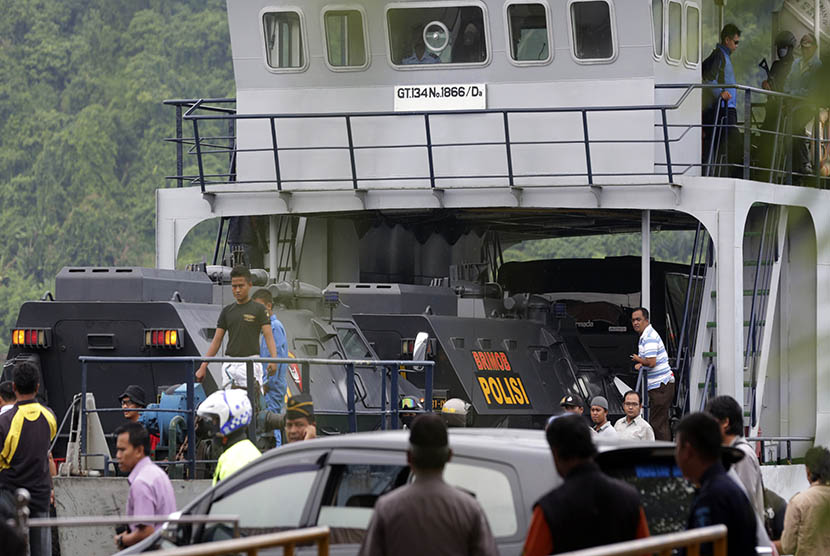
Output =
[
  {"x1": 0, "y1": 361, "x2": 56, "y2": 556},
  {"x1": 196, "y1": 266, "x2": 277, "y2": 388}
]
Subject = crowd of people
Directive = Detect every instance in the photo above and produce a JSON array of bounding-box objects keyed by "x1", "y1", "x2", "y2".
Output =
[{"x1": 1, "y1": 265, "x2": 828, "y2": 556}]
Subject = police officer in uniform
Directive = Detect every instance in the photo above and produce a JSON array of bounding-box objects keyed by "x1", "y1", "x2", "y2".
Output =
[{"x1": 197, "y1": 390, "x2": 261, "y2": 485}]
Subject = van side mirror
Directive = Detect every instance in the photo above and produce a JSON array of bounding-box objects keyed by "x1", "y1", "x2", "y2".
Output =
[{"x1": 412, "y1": 332, "x2": 429, "y2": 370}]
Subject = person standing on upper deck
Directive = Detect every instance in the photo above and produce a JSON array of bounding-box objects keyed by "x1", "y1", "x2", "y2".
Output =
[
  {"x1": 702, "y1": 24, "x2": 741, "y2": 170},
  {"x1": 196, "y1": 266, "x2": 278, "y2": 394},
  {"x1": 630, "y1": 307, "x2": 674, "y2": 441}
]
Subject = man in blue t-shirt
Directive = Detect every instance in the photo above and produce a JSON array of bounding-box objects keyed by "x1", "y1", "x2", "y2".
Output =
[
  {"x1": 252, "y1": 289, "x2": 289, "y2": 446},
  {"x1": 702, "y1": 23, "x2": 741, "y2": 172}
]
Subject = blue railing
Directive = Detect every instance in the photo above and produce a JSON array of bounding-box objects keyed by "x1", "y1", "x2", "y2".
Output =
[{"x1": 77, "y1": 355, "x2": 434, "y2": 479}]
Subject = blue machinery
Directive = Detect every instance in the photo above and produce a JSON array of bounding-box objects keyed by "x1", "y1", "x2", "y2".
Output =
[{"x1": 78, "y1": 355, "x2": 434, "y2": 478}]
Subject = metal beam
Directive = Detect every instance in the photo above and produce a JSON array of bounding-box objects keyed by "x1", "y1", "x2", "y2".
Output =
[
  {"x1": 641, "y1": 210, "x2": 651, "y2": 311},
  {"x1": 269, "y1": 215, "x2": 278, "y2": 282}
]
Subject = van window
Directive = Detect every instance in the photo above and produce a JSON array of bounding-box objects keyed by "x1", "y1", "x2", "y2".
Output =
[
  {"x1": 387, "y1": 6, "x2": 487, "y2": 66},
  {"x1": 570, "y1": 1, "x2": 614, "y2": 61},
  {"x1": 507, "y1": 3, "x2": 550, "y2": 63},
  {"x1": 667, "y1": 1, "x2": 681, "y2": 62},
  {"x1": 207, "y1": 469, "x2": 318, "y2": 538},
  {"x1": 263, "y1": 11, "x2": 305, "y2": 69},
  {"x1": 443, "y1": 462, "x2": 518, "y2": 537},
  {"x1": 652, "y1": 0, "x2": 664, "y2": 58},
  {"x1": 685, "y1": 4, "x2": 700, "y2": 64},
  {"x1": 317, "y1": 464, "x2": 409, "y2": 545},
  {"x1": 324, "y1": 9, "x2": 368, "y2": 68}
]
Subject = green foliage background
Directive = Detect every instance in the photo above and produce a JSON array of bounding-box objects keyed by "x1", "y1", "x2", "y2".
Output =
[{"x1": 0, "y1": 0, "x2": 233, "y2": 356}]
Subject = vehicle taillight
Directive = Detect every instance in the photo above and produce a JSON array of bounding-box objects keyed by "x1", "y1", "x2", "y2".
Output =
[
  {"x1": 144, "y1": 328, "x2": 183, "y2": 349},
  {"x1": 11, "y1": 328, "x2": 51, "y2": 349}
]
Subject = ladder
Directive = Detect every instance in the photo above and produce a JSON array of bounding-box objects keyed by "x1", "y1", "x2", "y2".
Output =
[
  {"x1": 687, "y1": 204, "x2": 786, "y2": 429},
  {"x1": 270, "y1": 215, "x2": 306, "y2": 282}
]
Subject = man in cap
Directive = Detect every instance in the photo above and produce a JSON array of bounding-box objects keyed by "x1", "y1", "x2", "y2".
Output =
[
  {"x1": 589, "y1": 396, "x2": 618, "y2": 438},
  {"x1": 523, "y1": 415, "x2": 649, "y2": 555},
  {"x1": 559, "y1": 395, "x2": 584, "y2": 415},
  {"x1": 441, "y1": 398, "x2": 469, "y2": 427},
  {"x1": 118, "y1": 385, "x2": 148, "y2": 423},
  {"x1": 359, "y1": 414, "x2": 498, "y2": 556},
  {"x1": 285, "y1": 393, "x2": 317, "y2": 443},
  {"x1": 118, "y1": 385, "x2": 160, "y2": 454},
  {"x1": 614, "y1": 391, "x2": 655, "y2": 441}
]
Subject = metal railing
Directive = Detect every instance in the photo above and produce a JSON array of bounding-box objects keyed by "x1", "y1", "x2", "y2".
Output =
[
  {"x1": 164, "y1": 83, "x2": 827, "y2": 194},
  {"x1": 558, "y1": 524, "x2": 727, "y2": 556},
  {"x1": 672, "y1": 221, "x2": 710, "y2": 417},
  {"x1": 748, "y1": 435, "x2": 814, "y2": 464},
  {"x1": 78, "y1": 355, "x2": 434, "y2": 478},
  {"x1": 698, "y1": 361, "x2": 717, "y2": 412},
  {"x1": 141, "y1": 526, "x2": 330, "y2": 556}
]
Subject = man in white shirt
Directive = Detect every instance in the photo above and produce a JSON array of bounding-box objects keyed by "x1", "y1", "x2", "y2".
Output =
[
  {"x1": 590, "y1": 396, "x2": 618, "y2": 438},
  {"x1": 630, "y1": 307, "x2": 674, "y2": 440},
  {"x1": 706, "y1": 395, "x2": 765, "y2": 520},
  {"x1": 614, "y1": 391, "x2": 655, "y2": 441}
]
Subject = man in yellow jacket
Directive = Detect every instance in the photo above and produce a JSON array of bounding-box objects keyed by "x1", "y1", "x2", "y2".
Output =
[{"x1": 197, "y1": 390, "x2": 261, "y2": 485}]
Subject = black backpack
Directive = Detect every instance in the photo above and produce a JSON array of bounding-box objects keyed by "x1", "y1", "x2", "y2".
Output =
[{"x1": 702, "y1": 47, "x2": 726, "y2": 84}]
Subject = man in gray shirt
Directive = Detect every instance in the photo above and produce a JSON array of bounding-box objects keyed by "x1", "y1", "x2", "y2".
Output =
[{"x1": 359, "y1": 414, "x2": 498, "y2": 556}]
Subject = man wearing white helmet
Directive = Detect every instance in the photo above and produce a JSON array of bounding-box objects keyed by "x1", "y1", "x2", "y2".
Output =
[
  {"x1": 197, "y1": 390, "x2": 261, "y2": 485},
  {"x1": 441, "y1": 398, "x2": 470, "y2": 428}
]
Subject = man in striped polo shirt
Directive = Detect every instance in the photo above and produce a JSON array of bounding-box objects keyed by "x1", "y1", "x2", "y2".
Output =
[{"x1": 630, "y1": 307, "x2": 674, "y2": 440}]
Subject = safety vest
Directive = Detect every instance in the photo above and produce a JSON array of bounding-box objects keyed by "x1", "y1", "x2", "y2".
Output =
[{"x1": 213, "y1": 439, "x2": 261, "y2": 485}]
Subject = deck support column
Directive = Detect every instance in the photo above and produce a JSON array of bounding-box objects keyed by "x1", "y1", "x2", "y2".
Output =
[
  {"x1": 642, "y1": 210, "x2": 651, "y2": 311},
  {"x1": 269, "y1": 215, "x2": 278, "y2": 282},
  {"x1": 715, "y1": 208, "x2": 744, "y2": 402}
]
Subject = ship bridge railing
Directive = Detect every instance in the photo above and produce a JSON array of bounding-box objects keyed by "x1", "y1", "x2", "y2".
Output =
[
  {"x1": 74, "y1": 355, "x2": 434, "y2": 480},
  {"x1": 163, "y1": 83, "x2": 826, "y2": 195}
]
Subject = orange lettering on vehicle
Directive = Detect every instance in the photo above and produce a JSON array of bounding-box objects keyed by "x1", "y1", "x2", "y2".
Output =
[
  {"x1": 500, "y1": 377, "x2": 515, "y2": 404},
  {"x1": 472, "y1": 352, "x2": 483, "y2": 370},
  {"x1": 500, "y1": 352, "x2": 512, "y2": 371},
  {"x1": 508, "y1": 377, "x2": 525, "y2": 404},
  {"x1": 477, "y1": 376, "x2": 492, "y2": 404},
  {"x1": 488, "y1": 377, "x2": 504, "y2": 404},
  {"x1": 517, "y1": 378, "x2": 531, "y2": 405}
]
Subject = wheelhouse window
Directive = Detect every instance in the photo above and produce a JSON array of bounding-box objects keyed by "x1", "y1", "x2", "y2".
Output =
[
  {"x1": 387, "y1": 5, "x2": 488, "y2": 66},
  {"x1": 651, "y1": 0, "x2": 664, "y2": 58},
  {"x1": 263, "y1": 10, "x2": 305, "y2": 70},
  {"x1": 507, "y1": 3, "x2": 551, "y2": 64},
  {"x1": 667, "y1": 0, "x2": 682, "y2": 62},
  {"x1": 685, "y1": 3, "x2": 700, "y2": 65},
  {"x1": 324, "y1": 9, "x2": 368, "y2": 69},
  {"x1": 569, "y1": 0, "x2": 615, "y2": 61}
]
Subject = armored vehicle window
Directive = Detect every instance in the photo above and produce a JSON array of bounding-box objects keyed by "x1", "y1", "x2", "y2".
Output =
[
  {"x1": 386, "y1": 5, "x2": 488, "y2": 67},
  {"x1": 651, "y1": 0, "x2": 663, "y2": 58},
  {"x1": 262, "y1": 10, "x2": 306, "y2": 70},
  {"x1": 667, "y1": 1, "x2": 681, "y2": 62},
  {"x1": 506, "y1": 3, "x2": 551, "y2": 64},
  {"x1": 569, "y1": 0, "x2": 615, "y2": 61},
  {"x1": 324, "y1": 9, "x2": 368, "y2": 69},
  {"x1": 685, "y1": 3, "x2": 700, "y2": 65}
]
